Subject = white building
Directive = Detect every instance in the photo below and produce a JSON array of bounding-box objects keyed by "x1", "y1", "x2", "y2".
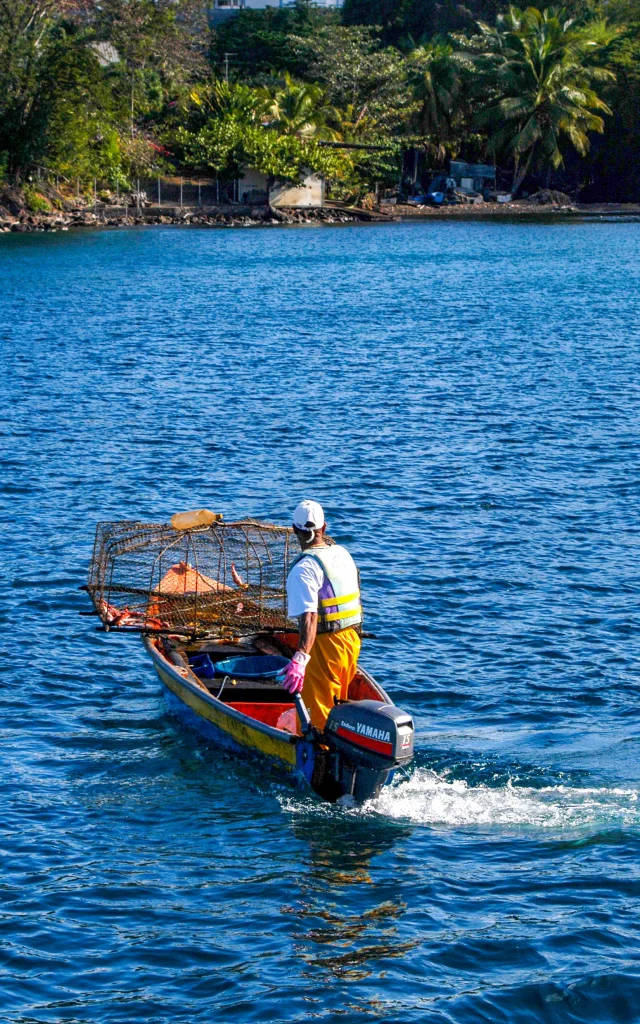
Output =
[
  {"x1": 211, "y1": 0, "x2": 342, "y2": 23},
  {"x1": 238, "y1": 168, "x2": 325, "y2": 208}
]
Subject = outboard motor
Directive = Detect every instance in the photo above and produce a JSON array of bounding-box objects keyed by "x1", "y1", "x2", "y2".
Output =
[{"x1": 321, "y1": 700, "x2": 414, "y2": 805}]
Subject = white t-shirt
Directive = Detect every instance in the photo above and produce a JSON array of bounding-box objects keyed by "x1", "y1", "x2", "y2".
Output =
[{"x1": 287, "y1": 555, "x2": 325, "y2": 618}]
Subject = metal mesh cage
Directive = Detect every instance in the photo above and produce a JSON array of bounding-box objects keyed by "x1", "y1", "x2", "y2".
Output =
[{"x1": 87, "y1": 519, "x2": 294, "y2": 638}]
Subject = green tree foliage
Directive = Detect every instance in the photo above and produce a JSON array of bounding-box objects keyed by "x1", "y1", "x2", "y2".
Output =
[
  {"x1": 92, "y1": 0, "x2": 208, "y2": 133},
  {"x1": 0, "y1": 3, "x2": 116, "y2": 180},
  {"x1": 176, "y1": 117, "x2": 347, "y2": 181},
  {"x1": 292, "y1": 24, "x2": 405, "y2": 115},
  {"x1": 342, "y1": 0, "x2": 504, "y2": 42},
  {"x1": 287, "y1": 22, "x2": 409, "y2": 194},
  {"x1": 405, "y1": 38, "x2": 475, "y2": 162},
  {"x1": 0, "y1": 0, "x2": 59, "y2": 177},
  {"x1": 0, "y1": 0, "x2": 637, "y2": 200},
  {"x1": 39, "y1": 37, "x2": 126, "y2": 182},
  {"x1": 579, "y1": 0, "x2": 640, "y2": 198},
  {"x1": 173, "y1": 76, "x2": 349, "y2": 181},
  {"x1": 184, "y1": 79, "x2": 270, "y2": 130},
  {"x1": 210, "y1": 0, "x2": 337, "y2": 78},
  {"x1": 466, "y1": 6, "x2": 616, "y2": 191},
  {"x1": 259, "y1": 72, "x2": 340, "y2": 138}
]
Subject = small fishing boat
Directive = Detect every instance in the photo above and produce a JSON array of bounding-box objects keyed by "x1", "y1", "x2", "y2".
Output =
[{"x1": 85, "y1": 512, "x2": 414, "y2": 805}]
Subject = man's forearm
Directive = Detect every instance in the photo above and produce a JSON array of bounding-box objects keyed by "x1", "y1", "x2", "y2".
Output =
[{"x1": 298, "y1": 612, "x2": 318, "y2": 655}]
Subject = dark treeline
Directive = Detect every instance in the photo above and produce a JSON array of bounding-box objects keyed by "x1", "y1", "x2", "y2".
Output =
[{"x1": 1, "y1": 0, "x2": 639, "y2": 206}]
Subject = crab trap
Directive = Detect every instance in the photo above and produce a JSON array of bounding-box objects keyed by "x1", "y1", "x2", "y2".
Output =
[{"x1": 86, "y1": 517, "x2": 294, "y2": 639}]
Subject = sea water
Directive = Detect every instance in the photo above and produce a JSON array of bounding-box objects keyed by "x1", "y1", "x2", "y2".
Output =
[{"x1": 1, "y1": 219, "x2": 640, "y2": 1023}]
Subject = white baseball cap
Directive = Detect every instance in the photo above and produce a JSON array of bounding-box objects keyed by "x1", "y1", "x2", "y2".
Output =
[{"x1": 292, "y1": 499, "x2": 325, "y2": 531}]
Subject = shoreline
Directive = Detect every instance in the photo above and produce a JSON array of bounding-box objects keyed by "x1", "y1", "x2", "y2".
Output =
[{"x1": 2, "y1": 200, "x2": 639, "y2": 234}]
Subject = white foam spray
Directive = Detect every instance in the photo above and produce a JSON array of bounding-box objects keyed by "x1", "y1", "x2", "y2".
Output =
[
  {"x1": 279, "y1": 770, "x2": 640, "y2": 835},
  {"x1": 370, "y1": 769, "x2": 640, "y2": 832}
]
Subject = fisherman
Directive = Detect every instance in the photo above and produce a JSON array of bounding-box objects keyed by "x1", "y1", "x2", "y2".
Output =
[{"x1": 278, "y1": 500, "x2": 362, "y2": 731}]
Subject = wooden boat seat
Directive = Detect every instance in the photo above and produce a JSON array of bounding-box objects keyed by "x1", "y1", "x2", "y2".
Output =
[
  {"x1": 209, "y1": 671, "x2": 380, "y2": 706},
  {"x1": 210, "y1": 678, "x2": 291, "y2": 703}
]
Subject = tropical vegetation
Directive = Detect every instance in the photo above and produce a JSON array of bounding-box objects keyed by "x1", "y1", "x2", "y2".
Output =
[{"x1": 1, "y1": 0, "x2": 638, "y2": 202}]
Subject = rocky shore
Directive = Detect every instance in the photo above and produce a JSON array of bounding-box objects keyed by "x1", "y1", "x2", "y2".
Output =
[
  {"x1": 0, "y1": 207, "x2": 365, "y2": 232},
  {"x1": 0, "y1": 185, "x2": 365, "y2": 232},
  {"x1": 1, "y1": 184, "x2": 639, "y2": 234}
]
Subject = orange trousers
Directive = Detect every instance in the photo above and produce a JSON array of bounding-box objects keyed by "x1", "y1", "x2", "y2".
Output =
[{"x1": 301, "y1": 628, "x2": 361, "y2": 731}]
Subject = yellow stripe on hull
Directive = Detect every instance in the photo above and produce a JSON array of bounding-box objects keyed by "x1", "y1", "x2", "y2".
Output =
[{"x1": 154, "y1": 662, "x2": 297, "y2": 767}]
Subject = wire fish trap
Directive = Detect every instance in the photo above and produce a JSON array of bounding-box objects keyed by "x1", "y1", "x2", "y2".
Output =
[{"x1": 86, "y1": 515, "x2": 294, "y2": 639}]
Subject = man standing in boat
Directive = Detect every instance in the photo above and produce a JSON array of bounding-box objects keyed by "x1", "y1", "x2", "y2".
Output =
[{"x1": 278, "y1": 500, "x2": 362, "y2": 730}]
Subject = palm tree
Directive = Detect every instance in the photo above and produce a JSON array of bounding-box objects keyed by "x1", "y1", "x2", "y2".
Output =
[
  {"x1": 329, "y1": 102, "x2": 378, "y2": 141},
  {"x1": 260, "y1": 72, "x2": 340, "y2": 139},
  {"x1": 471, "y1": 7, "x2": 616, "y2": 193},
  {"x1": 189, "y1": 80, "x2": 269, "y2": 125},
  {"x1": 407, "y1": 38, "x2": 471, "y2": 164}
]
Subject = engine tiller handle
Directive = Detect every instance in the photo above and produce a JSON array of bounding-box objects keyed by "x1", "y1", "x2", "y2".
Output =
[{"x1": 293, "y1": 692, "x2": 314, "y2": 737}]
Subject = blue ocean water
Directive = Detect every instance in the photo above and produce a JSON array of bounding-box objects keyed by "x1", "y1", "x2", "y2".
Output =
[{"x1": 1, "y1": 219, "x2": 640, "y2": 1023}]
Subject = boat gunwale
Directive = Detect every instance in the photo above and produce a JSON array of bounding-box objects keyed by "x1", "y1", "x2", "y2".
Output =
[
  {"x1": 359, "y1": 665, "x2": 392, "y2": 705},
  {"x1": 143, "y1": 635, "x2": 393, "y2": 743}
]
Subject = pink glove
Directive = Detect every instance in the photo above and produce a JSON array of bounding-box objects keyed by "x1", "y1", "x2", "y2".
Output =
[{"x1": 277, "y1": 651, "x2": 310, "y2": 695}]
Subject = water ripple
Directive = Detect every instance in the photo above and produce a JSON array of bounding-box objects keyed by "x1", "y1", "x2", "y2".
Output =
[{"x1": 2, "y1": 222, "x2": 640, "y2": 1023}]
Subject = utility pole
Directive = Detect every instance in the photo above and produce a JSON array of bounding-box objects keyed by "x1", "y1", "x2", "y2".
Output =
[{"x1": 223, "y1": 52, "x2": 236, "y2": 83}]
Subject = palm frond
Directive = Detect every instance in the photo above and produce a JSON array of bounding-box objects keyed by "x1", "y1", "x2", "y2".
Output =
[{"x1": 461, "y1": 4, "x2": 614, "y2": 187}]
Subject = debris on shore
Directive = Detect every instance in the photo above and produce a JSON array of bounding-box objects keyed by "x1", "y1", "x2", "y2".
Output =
[{"x1": 522, "y1": 189, "x2": 575, "y2": 207}]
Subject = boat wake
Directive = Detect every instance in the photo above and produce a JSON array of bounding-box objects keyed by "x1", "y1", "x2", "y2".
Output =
[
  {"x1": 368, "y1": 768, "x2": 640, "y2": 833},
  {"x1": 279, "y1": 768, "x2": 640, "y2": 836}
]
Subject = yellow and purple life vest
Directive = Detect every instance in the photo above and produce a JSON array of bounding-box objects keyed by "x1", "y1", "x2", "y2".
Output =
[{"x1": 291, "y1": 544, "x2": 362, "y2": 633}]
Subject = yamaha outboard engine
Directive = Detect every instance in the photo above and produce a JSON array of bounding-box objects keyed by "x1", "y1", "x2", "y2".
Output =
[{"x1": 319, "y1": 700, "x2": 414, "y2": 805}]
